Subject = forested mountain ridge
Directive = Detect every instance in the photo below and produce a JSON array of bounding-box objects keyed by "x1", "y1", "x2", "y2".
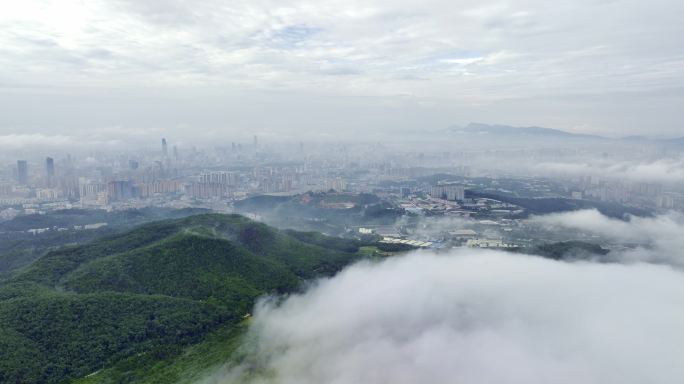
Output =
[
  {"x1": 0, "y1": 207, "x2": 209, "y2": 281},
  {"x1": 0, "y1": 213, "x2": 364, "y2": 384}
]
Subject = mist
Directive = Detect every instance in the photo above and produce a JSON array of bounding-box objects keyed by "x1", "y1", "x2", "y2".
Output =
[
  {"x1": 207, "y1": 250, "x2": 684, "y2": 384},
  {"x1": 2, "y1": 0, "x2": 684, "y2": 383},
  {"x1": 531, "y1": 209, "x2": 684, "y2": 267},
  {"x1": 532, "y1": 157, "x2": 684, "y2": 184},
  {"x1": 199, "y1": 209, "x2": 684, "y2": 384}
]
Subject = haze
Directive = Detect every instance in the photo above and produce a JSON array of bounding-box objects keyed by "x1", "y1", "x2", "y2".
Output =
[
  {"x1": 2, "y1": 0, "x2": 684, "y2": 147},
  {"x1": 2, "y1": 2, "x2": 684, "y2": 384}
]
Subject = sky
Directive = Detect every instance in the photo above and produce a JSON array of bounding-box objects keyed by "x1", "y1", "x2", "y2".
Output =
[{"x1": 1, "y1": 0, "x2": 683, "y2": 145}]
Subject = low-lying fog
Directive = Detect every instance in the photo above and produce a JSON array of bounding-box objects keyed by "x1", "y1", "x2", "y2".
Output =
[{"x1": 203, "y1": 210, "x2": 684, "y2": 384}]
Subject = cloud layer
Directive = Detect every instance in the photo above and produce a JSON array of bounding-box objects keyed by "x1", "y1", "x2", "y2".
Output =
[
  {"x1": 2, "y1": 0, "x2": 684, "y2": 137},
  {"x1": 208, "y1": 210, "x2": 684, "y2": 383},
  {"x1": 0, "y1": 133, "x2": 122, "y2": 150},
  {"x1": 213, "y1": 250, "x2": 684, "y2": 384},
  {"x1": 533, "y1": 158, "x2": 684, "y2": 183},
  {"x1": 531, "y1": 209, "x2": 684, "y2": 267}
]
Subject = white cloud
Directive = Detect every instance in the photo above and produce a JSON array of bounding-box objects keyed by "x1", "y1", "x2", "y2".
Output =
[
  {"x1": 1, "y1": 0, "x2": 683, "y2": 136},
  {"x1": 0, "y1": 133, "x2": 119, "y2": 149},
  {"x1": 440, "y1": 57, "x2": 485, "y2": 65},
  {"x1": 533, "y1": 158, "x2": 684, "y2": 183},
  {"x1": 209, "y1": 250, "x2": 684, "y2": 384},
  {"x1": 531, "y1": 209, "x2": 684, "y2": 267}
]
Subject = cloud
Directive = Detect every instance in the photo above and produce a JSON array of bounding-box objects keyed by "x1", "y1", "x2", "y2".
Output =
[
  {"x1": 208, "y1": 250, "x2": 684, "y2": 384},
  {"x1": 531, "y1": 209, "x2": 684, "y2": 267},
  {"x1": 1, "y1": 0, "x2": 684, "y2": 136},
  {"x1": 440, "y1": 56, "x2": 485, "y2": 65},
  {"x1": 0, "y1": 133, "x2": 119, "y2": 149},
  {"x1": 533, "y1": 158, "x2": 684, "y2": 183}
]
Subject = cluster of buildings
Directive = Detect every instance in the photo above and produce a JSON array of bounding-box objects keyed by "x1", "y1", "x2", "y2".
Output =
[
  {"x1": 430, "y1": 184, "x2": 465, "y2": 201},
  {"x1": 568, "y1": 176, "x2": 684, "y2": 210},
  {"x1": 2, "y1": 137, "x2": 683, "y2": 222},
  {"x1": 0, "y1": 138, "x2": 375, "y2": 213}
]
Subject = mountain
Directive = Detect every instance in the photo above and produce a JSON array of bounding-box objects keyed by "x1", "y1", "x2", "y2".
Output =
[
  {"x1": 0, "y1": 207, "x2": 209, "y2": 280},
  {"x1": 0, "y1": 207, "x2": 205, "y2": 233},
  {"x1": 446, "y1": 122, "x2": 605, "y2": 139},
  {"x1": 445, "y1": 123, "x2": 684, "y2": 147},
  {"x1": 0, "y1": 214, "x2": 365, "y2": 384},
  {"x1": 661, "y1": 136, "x2": 684, "y2": 146}
]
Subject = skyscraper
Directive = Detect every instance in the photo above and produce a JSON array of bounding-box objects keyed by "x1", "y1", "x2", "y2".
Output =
[
  {"x1": 46, "y1": 157, "x2": 55, "y2": 187},
  {"x1": 254, "y1": 135, "x2": 258, "y2": 149},
  {"x1": 46, "y1": 157, "x2": 55, "y2": 177},
  {"x1": 162, "y1": 138, "x2": 168, "y2": 157},
  {"x1": 17, "y1": 160, "x2": 28, "y2": 185}
]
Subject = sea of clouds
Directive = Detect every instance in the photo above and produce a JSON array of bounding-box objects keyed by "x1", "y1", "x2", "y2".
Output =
[{"x1": 204, "y1": 210, "x2": 684, "y2": 384}]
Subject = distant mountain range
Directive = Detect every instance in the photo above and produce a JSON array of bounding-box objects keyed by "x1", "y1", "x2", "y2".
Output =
[
  {"x1": 442, "y1": 123, "x2": 684, "y2": 144},
  {"x1": 446, "y1": 123, "x2": 603, "y2": 139},
  {"x1": 665, "y1": 136, "x2": 684, "y2": 145}
]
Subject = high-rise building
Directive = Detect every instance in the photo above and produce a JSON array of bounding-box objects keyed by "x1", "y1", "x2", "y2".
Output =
[
  {"x1": 107, "y1": 180, "x2": 136, "y2": 202},
  {"x1": 324, "y1": 178, "x2": 347, "y2": 192},
  {"x1": 45, "y1": 157, "x2": 55, "y2": 187},
  {"x1": 199, "y1": 171, "x2": 238, "y2": 185},
  {"x1": 162, "y1": 138, "x2": 168, "y2": 157},
  {"x1": 254, "y1": 135, "x2": 258, "y2": 149},
  {"x1": 128, "y1": 160, "x2": 139, "y2": 170},
  {"x1": 17, "y1": 160, "x2": 28, "y2": 185},
  {"x1": 45, "y1": 157, "x2": 55, "y2": 177},
  {"x1": 430, "y1": 184, "x2": 465, "y2": 201},
  {"x1": 79, "y1": 178, "x2": 105, "y2": 199}
]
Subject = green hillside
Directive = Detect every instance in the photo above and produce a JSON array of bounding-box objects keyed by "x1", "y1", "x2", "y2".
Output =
[
  {"x1": 0, "y1": 207, "x2": 208, "y2": 280},
  {"x1": 0, "y1": 214, "x2": 364, "y2": 384},
  {"x1": 72, "y1": 321, "x2": 248, "y2": 384}
]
